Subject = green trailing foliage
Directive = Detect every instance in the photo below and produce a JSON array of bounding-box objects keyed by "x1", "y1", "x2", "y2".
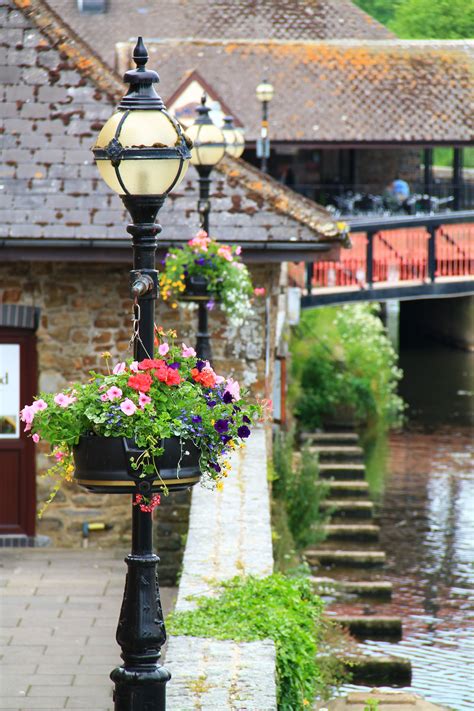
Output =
[
  {"x1": 167, "y1": 572, "x2": 328, "y2": 710},
  {"x1": 273, "y1": 429, "x2": 329, "y2": 549},
  {"x1": 290, "y1": 304, "x2": 404, "y2": 431}
]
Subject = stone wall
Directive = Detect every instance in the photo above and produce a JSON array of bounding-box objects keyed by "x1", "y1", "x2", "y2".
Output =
[
  {"x1": 166, "y1": 428, "x2": 278, "y2": 710},
  {"x1": 0, "y1": 259, "x2": 280, "y2": 568}
]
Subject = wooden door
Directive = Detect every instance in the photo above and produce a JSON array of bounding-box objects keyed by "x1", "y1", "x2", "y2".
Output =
[{"x1": 0, "y1": 330, "x2": 37, "y2": 536}]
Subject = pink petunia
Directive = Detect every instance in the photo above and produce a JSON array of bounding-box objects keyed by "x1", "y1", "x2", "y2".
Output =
[
  {"x1": 32, "y1": 399, "x2": 48, "y2": 412},
  {"x1": 217, "y1": 245, "x2": 233, "y2": 262},
  {"x1": 120, "y1": 398, "x2": 137, "y2": 416},
  {"x1": 100, "y1": 393, "x2": 108, "y2": 402},
  {"x1": 32, "y1": 433, "x2": 40, "y2": 443},
  {"x1": 181, "y1": 343, "x2": 196, "y2": 358},
  {"x1": 54, "y1": 393, "x2": 76, "y2": 408},
  {"x1": 215, "y1": 375, "x2": 225, "y2": 384},
  {"x1": 112, "y1": 362, "x2": 126, "y2": 375},
  {"x1": 235, "y1": 246, "x2": 242, "y2": 255},
  {"x1": 106, "y1": 386, "x2": 122, "y2": 401},
  {"x1": 20, "y1": 404, "x2": 35, "y2": 425},
  {"x1": 254, "y1": 287, "x2": 266, "y2": 296},
  {"x1": 129, "y1": 361, "x2": 139, "y2": 373},
  {"x1": 138, "y1": 392, "x2": 151, "y2": 409},
  {"x1": 158, "y1": 343, "x2": 169, "y2": 356},
  {"x1": 224, "y1": 377, "x2": 241, "y2": 402}
]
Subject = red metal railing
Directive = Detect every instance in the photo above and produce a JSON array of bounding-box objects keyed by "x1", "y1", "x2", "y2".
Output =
[{"x1": 307, "y1": 223, "x2": 474, "y2": 289}]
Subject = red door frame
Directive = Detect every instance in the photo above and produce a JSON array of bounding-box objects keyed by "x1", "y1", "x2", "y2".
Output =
[{"x1": 0, "y1": 329, "x2": 37, "y2": 536}]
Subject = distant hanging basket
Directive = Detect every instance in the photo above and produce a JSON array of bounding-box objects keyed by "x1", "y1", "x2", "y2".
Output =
[
  {"x1": 73, "y1": 435, "x2": 202, "y2": 494},
  {"x1": 179, "y1": 274, "x2": 211, "y2": 301}
]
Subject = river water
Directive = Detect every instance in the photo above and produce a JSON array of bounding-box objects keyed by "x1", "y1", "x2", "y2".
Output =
[{"x1": 340, "y1": 340, "x2": 474, "y2": 710}]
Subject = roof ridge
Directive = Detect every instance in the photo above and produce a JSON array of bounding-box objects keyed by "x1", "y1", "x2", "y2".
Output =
[
  {"x1": 12, "y1": 0, "x2": 123, "y2": 101},
  {"x1": 136, "y1": 37, "x2": 474, "y2": 48}
]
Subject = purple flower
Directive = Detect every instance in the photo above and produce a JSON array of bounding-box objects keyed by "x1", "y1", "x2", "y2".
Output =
[
  {"x1": 223, "y1": 391, "x2": 233, "y2": 404},
  {"x1": 169, "y1": 362, "x2": 180, "y2": 370},
  {"x1": 207, "y1": 400, "x2": 217, "y2": 408},
  {"x1": 195, "y1": 360, "x2": 206, "y2": 372},
  {"x1": 214, "y1": 419, "x2": 229, "y2": 434},
  {"x1": 192, "y1": 415, "x2": 202, "y2": 423},
  {"x1": 195, "y1": 257, "x2": 206, "y2": 266},
  {"x1": 237, "y1": 425, "x2": 251, "y2": 439},
  {"x1": 211, "y1": 462, "x2": 221, "y2": 473},
  {"x1": 243, "y1": 415, "x2": 250, "y2": 424},
  {"x1": 206, "y1": 298, "x2": 215, "y2": 311}
]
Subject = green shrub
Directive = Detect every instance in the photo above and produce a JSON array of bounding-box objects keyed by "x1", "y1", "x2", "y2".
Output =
[
  {"x1": 291, "y1": 304, "x2": 404, "y2": 431},
  {"x1": 273, "y1": 429, "x2": 329, "y2": 549},
  {"x1": 167, "y1": 573, "x2": 326, "y2": 710}
]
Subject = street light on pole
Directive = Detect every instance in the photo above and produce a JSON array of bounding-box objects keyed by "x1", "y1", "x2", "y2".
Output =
[
  {"x1": 92, "y1": 36, "x2": 191, "y2": 711},
  {"x1": 256, "y1": 78, "x2": 274, "y2": 173},
  {"x1": 184, "y1": 95, "x2": 227, "y2": 362}
]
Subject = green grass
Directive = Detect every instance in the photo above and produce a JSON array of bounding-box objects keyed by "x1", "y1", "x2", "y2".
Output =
[{"x1": 433, "y1": 147, "x2": 474, "y2": 169}]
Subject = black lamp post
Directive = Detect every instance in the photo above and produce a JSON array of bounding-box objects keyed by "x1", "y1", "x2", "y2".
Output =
[
  {"x1": 184, "y1": 95, "x2": 226, "y2": 361},
  {"x1": 92, "y1": 37, "x2": 191, "y2": 711},
  {"x1": 256, "y1": 79, "x2": 274, "y2": 173}
]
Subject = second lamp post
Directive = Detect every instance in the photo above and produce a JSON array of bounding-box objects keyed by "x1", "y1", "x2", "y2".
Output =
[{"x1": 185, "y1": 96, "x2": 244, "y2": 361}]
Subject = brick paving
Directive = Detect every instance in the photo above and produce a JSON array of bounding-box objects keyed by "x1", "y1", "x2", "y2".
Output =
[{"x1": 0, "y1": 549, "x2": 176, "y2": 711}]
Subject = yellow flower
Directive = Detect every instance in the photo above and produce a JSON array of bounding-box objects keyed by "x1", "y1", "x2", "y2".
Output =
[
  {"x1": 216, "y1": 481, "x2": 224, "y2": 491},
  {"x1": 171, "y1": 303, "x2": 178, "y2": 309},
  {"x1": 100, "y1": 351, "x2": 111, "y2": 359}
]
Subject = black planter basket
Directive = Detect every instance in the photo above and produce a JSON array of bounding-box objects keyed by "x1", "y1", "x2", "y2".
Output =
[
  {"x1": 179, "y1": 274, "x2": 211, "y2": 302},
  {"x1": 73, "y1": 435, "x2": 202, "y2": 494}
]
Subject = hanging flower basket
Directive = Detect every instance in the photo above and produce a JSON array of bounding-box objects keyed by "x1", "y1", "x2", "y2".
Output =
[
  {"x1": 179, "y1": 274, "x2": 210, "y2": 301},
  {"x1": 73, "y1": 435, "x2": 201, "y2": 494},
  {"x1": 159, "y1": 230, "x2": 265, "y2": 326},
  {"x1": 21, "y1": 330, "x2": 265, "y2": 513}
]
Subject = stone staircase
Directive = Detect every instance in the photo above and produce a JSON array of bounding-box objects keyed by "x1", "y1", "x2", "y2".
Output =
[{"x1": 303, "y1": 430, "x2": 411, "y2": 687}]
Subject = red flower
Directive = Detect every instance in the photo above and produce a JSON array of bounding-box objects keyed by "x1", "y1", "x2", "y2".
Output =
[
  {"x1": 138, "y1": 358, "x2": 165, "y2": 371},
  {"x1": 154, "y1": 361, "x2": 170, "y2": 382},
  {"x1": 191, "y1": 367, "x2": 217, "y2": 389},
  {"x1": 128, "y1": 372, "x2": 153, "y2": 393},
  {"x1": 164, "y1": 367, "x2": 181, "y2": 386}
]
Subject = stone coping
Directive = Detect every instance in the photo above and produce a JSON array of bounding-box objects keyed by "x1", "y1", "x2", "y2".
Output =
[{"x1": 166, "y1": 428, "x2": 277, "y2": 710}]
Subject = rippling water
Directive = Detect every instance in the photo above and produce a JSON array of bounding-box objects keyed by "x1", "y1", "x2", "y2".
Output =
[{"x1": 337, "y1": 341, "x2": 474, "y2": 710}]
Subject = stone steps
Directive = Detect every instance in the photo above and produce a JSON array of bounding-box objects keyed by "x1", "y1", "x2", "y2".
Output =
[
  {"x1": 310, "y1": 445, "x2": 365, "y2": 463},
  {"x1": 311, "y1": 577, "x2": 392, "y2": 599},
  {"x1": 301, "y1": 432, "x2": 360, "y2": 446},
  {"x1": 328, "y1": 480, "x2": 369, "y2": 497},
  {"x1": 319, "y1": 463, "x2": 366, "y2": 480},
  {"x1": 323, "y1": 523, "x2": 380, "y2": 541},
  {"x1": 322, "y1": 499, "x2": 374, "y2": 518},
  {"x1": 328, "y1": 615, "x2": 402, "y2": 640},
  {"x1": 331, "y1": 653, "x2": 412, "y2": 686},
  {"x1": 305, "y1": 549, "x2": 386, "y2": 567}
]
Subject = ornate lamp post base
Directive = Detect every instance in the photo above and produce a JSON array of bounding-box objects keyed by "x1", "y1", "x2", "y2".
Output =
[{"x1": 111, "y1": 505, "x2": 170, "y2": 711}]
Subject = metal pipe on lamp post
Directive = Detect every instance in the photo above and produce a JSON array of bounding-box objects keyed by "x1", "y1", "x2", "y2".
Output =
[
  {"x1": 91, "y1": 37, "x2": 191, "y2": 711},
  {"x1": 256, "y1": 79, "x2": 274, "y2": 173}
]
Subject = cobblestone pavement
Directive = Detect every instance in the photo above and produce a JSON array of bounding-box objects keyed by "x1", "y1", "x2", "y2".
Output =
[{"x1": 0, "y1": 549, "x2": 177, "y2": 711}]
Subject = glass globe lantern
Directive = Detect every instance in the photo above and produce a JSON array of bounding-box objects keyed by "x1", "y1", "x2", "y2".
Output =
[
  {"x1": 256, "y1": 79, "x2": 274, "y2": 103},
  {"x1": 222, "y1": 116, "x2": 245, "y2": 159},
  {"x1": 186, "y1": 94, "x2": 226, "y2": 170},
  {"x1": 93, "y1": 37, "x2": 191, "y2": 200}
]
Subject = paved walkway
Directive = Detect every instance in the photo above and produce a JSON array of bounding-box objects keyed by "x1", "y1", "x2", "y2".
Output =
[{"x1": 0, "y1": 549, "x2": 176, "y2": 711}]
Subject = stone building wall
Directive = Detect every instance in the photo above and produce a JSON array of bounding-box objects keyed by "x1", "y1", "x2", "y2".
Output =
[{"x1": 0, "y1": 260, "x2": 280, "y2": 574}]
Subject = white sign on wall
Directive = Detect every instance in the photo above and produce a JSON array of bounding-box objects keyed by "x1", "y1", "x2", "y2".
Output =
[{"x1": 0, "y1": 344, "x2": 20, "y2": 438}]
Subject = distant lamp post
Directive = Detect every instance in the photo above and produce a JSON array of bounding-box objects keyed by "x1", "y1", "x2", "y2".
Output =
[
  {"x1": 222, "y1": 115, "x2": 245, "y2": 159},
  {"x1": 92, "y1": 36, "x2": 191, "y2": 711},
  {"x1": 256, "y1": 79, "x2": 274, "y2": 172},
  {"x1": 184, "y1": 95, "x2": 226, "y2": 361}
]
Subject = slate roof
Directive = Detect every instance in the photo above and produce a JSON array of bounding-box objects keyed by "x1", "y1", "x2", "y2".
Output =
[
  {"x1": 41, "y1": 0, "x2": 393, "y2": 68},
  {"x1": 116, "y1": 38, "x2": 474, "y2": 144},
  {"x1": 1, "y1": 0, "x2": 344, "y2": 261}
]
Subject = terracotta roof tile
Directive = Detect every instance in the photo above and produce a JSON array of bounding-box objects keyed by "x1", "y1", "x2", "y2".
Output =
[
  {"x1": 116, "y1": 39, "x2": 473, "y2": 143},
  {"x1": 42, "y1": 0, "x2": 393, "y2": 68}
]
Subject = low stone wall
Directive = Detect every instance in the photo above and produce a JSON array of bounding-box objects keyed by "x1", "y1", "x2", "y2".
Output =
[{"x1": 165, "y1": 428, "x2": 278, "y2": 710}]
